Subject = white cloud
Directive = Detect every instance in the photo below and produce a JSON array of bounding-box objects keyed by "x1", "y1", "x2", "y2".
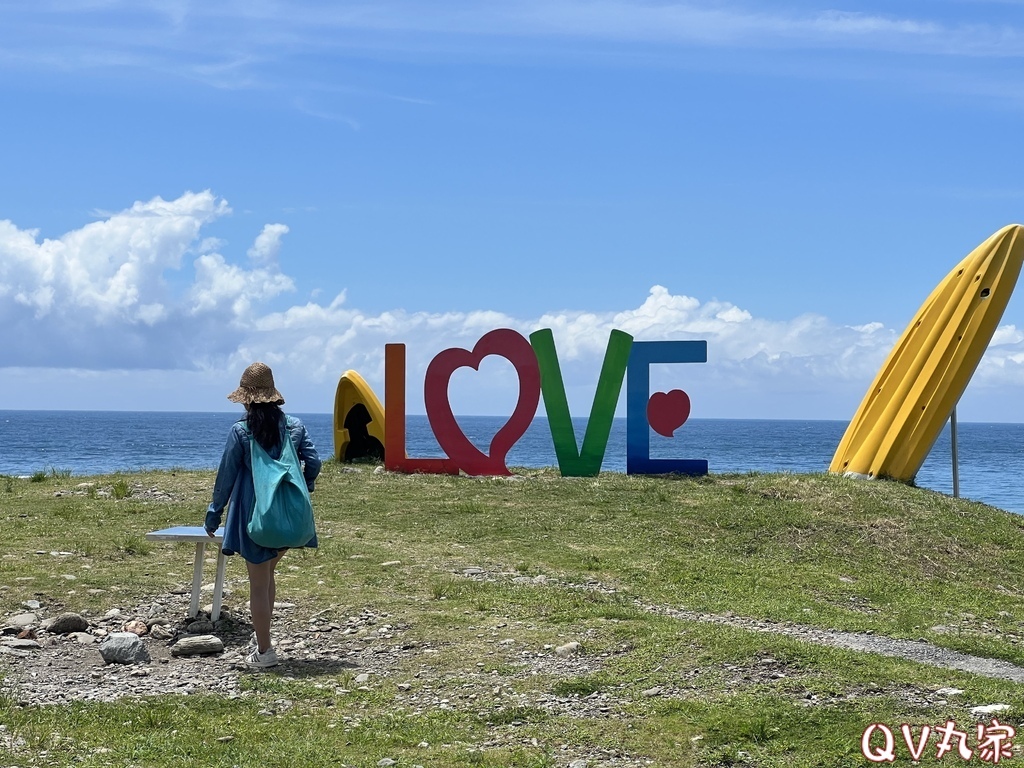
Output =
[
  {"x1": 4, "y1": 2, "x2": 1024, "y2": 88},
  {"x1": 3, "y1": 191, "x2": 1024, "y2": 420},
  {"x1": 0, "y1": 191, "x2": 290, "y2": 368},
  {"x1": 247, "y1": 223, "x2": 289, "y2": 265},
  {"x1": 189, "y1": 253, "x2": 295, "y2": 318}
]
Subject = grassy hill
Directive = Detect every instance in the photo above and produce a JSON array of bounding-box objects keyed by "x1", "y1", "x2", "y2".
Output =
[{"x1": 2, "y1": 464, "x2": 1024, "y2": 767}]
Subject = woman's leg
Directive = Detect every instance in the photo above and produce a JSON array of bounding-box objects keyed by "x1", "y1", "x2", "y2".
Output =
[{"x1": 246, "y1": 551, "x2": 284, "y2": 653}]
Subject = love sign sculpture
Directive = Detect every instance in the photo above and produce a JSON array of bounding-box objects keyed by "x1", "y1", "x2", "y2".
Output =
[{"x1": 380, "y1": 327, "x2": 708, "y2": 477}]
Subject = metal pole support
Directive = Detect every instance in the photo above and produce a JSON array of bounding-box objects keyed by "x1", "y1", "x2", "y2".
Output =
[{"x1": 951, "y1": 406, "x2": 960, "y2": 498}]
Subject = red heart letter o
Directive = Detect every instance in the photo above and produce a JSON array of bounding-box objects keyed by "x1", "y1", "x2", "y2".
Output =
[{"x1": 424, "y1": 329, "x2": 540, "y2": 475}]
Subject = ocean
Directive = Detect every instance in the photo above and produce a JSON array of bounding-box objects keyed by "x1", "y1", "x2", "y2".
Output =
[{"x1": 0, "y1": 411, "x2": 1019, "y2": 513}]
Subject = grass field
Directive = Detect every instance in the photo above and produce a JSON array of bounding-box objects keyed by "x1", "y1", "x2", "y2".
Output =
[{"x1": 2, "y1": 462, "x2": 1024, "y2": 767}]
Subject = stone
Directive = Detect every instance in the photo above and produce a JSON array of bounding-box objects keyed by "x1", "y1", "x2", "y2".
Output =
[
  {"x1": 2, "y1": 639, "x2": 41, "y2": 650},
  {"x1": 555, "y1": 642, "x2": 582, "y2": 658},
  {"x1": 70, "y1": 632, "x2": 96, "y2": 645},
  {"x1": 377, "y1": 760, "x2": 397, "y2": 767},
  {"x1": 971, "y1": 704, "x2": 1011, "y2": 716},
  {"x1": 187, "y1": 620, "x2": 215, "y2": 634},
  {"x1": 21, "y1": 600, "x2": 41, "y2": 610},
  {"x1": 569, "y1": 761, "x2": 589, "y2": 768},
  {"x1": 122, "y1": 620, "x2": 148, "y2": 636},
  {"x1": 936, "y1": 687, "x2": 964, "y2": 696},
  {"x1": 380, "y1": 561, "x2": 402, "y2": 567},
  {"x1": 149, "y1": 624, "x2": 174, "y2": 640},
  {"x1": 99, "y1": 632, "x2": 151, "y2": 664},
  {"x1": 170, "y1": 635, "x2": 224, "y2": 657},
  {"x1": 46, "y1": 613, "x2": 89, "y2": 635},
  {"x1": 642, "y1": 686, "x2": 664, "y2": 697},
  {"x1": 6, "y1": 613, "x2": 37, "y2": 628},
  {"x1": 354, "y1": 673, "x2": 371, "y2": 684}
]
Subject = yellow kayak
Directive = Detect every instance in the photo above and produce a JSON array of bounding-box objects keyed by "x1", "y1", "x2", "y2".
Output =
[
  {"x1": 333, "y1": 369, "x2": 386, "y2": 462},
  {"x1": 830, "y1": 224, "x2": 1024, "y2": 481}
]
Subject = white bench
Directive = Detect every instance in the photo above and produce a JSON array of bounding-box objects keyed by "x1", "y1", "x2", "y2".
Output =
[{"x1": 145, "y1": 526, "x2": 227, "y2": 622}]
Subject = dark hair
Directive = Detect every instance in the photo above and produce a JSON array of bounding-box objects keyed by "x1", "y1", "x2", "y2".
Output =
[{"x1": 247, "y1": 402, "x2": 285, "y2": 452}]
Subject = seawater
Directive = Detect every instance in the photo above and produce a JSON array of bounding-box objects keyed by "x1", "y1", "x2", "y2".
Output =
[{"x1": 0, "y1": 411, "x2": 1018, "y2": 513}]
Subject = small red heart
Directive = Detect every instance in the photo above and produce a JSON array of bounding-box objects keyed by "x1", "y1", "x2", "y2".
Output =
[{"x1": 647, "y1": 390, "x2": 690, "y2": 437}]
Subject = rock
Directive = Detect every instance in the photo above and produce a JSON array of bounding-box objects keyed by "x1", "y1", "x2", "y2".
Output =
[
  {"x1": 149, "y1": 624, "x2": 174, "y2": 640},
  {"x1": 569, "y1": 761, "x2": 589, "y2": 768},
  {"x1": 70, "y1": 632, "x2": 96, "y2": 645},
  {"x1": 354, "y1": 673, "x2": 371, "y2": 684},
  {"x1": 6, "y1": 613, "x2": 38, "y2": 628},
  {"x1": 555, "y1": 642, "x2": 582, "y2": 658},
  {"x1": 380, "y1": 561, "x2": 402, "y2": 567},
  {"x1": 122, "y1": 620, "x2": 148, "y2": 636},
  {"x1": 971, "y1": 704, "x2": 1011, "y2": 716},
  {"x1": 21, "y1": 600, "x2": 41, "y2": 610},
  {"x1": 16, "y1": 629, "x2": 37, "y2": 640},
  {"x1": 187, "y1": 620, "x2": 215, "y2": 634},
  {"x1": 170, "y1": 635, "x2": 224, "y2": 657},
  {"x1": 936, "y1": 687, "x2": 964, "y2": 696},
  {"x1": 46, "y1": 613, "x2": 89, "y2": 635},
  {"x1": 642, "y1": 686, "x2": 664, "y2": 697},
  {"x1": 99, "y1": 632, "x2": 150, "y2": 664},
  {"x1": 378, "y1": 760, "x2": 397, "y2": 767},
  {"x1": 2, "y1": 639, "x2": 41, "y2": 650}
]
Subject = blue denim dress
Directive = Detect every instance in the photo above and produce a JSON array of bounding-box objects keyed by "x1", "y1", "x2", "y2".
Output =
[{"x1": 204, "y1": 415, "x2": 323, "y2": 564}]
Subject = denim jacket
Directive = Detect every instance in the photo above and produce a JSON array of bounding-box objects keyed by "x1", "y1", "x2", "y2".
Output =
[{"x1": 205, "y1": 415, "x2": 322, "y2": 563}]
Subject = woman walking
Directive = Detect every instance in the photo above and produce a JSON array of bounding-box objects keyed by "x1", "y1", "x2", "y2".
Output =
[{"x1": 204, "y1": 362, "x2": 322, "y2": 668}]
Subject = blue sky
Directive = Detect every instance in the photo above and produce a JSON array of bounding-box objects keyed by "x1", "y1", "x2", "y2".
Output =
[{"x1": 3, "y1": 1, "x2": 1024, "y2": 422}]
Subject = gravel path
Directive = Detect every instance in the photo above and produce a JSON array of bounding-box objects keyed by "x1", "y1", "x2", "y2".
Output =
[
  {"x1": 641, "y1": 602, "x2": 1024, "y2": 683},
  {"x1": 2, "y1": 571, "x2": 1022, "y2": 768}
]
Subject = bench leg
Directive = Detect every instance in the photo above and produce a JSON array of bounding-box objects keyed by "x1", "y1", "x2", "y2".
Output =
[
  {"x1": 189, "y1": 542, "x2": 205, "y2": 618},
  {"x1": 211, "y1": 547, "x2": 227, "y2": 622}
]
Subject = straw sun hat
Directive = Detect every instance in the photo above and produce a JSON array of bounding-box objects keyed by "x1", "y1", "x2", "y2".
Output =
[{"x1": 227, "y1": 362, "x2": 285, "y2": 405}]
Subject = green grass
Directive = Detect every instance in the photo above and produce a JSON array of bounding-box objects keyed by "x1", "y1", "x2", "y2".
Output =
[
  {"x1": 111, "y1": 477, "x2": 132, "y2": 500},
  {"x1": 3, "y1": 465, "x2": 1024, "y2": 766}
]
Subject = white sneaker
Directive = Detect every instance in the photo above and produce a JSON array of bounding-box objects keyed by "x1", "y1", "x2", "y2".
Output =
[{"x1": 245, "y1": 646, "x2": 279, "y2": 668}]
